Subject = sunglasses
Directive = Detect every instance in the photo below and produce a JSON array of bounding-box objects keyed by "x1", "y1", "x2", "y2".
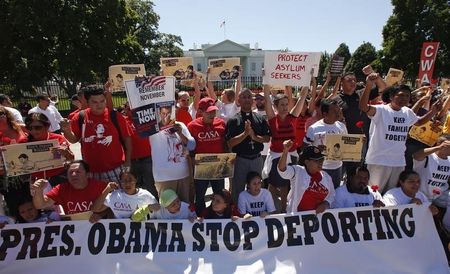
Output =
[
  {"x1": 0, "y1": 112, "x2": 6, "y2": 117},
  {"x1": 27, "y1": 125, "x2": 46, "y2": 131}
]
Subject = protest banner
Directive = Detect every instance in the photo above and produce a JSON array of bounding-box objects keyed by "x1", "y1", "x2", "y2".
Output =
[
  {"x1": 1, "y1": 140, "x2": 64, "y2": 177},
  {"x1": 108, "y1": 64, "x2": 146, "y2": 92},
  {"x1": 262, "y1": 51, "x2": 321, "y2": 87},
  {"x1": 385, "y1": 68, "x2": 404, "y2": 86},
  {"x1": 194, "y1": 153, "x2": 236, "y2": 180},
  {"x1": 409, "y1": 121, "x2": 443, "y2": 146},
  {"x1": 0, "y1": 205, "x2": 448, "y2": 274},
  {"x1": 329, "y1": 55, "x2": 345, "y2": 76},
  {"x1": 124, "y1": 76, "x2": 176, "y2": 137},
  {"x1": 160, "y1": 57, "x2": 194, "y2": 81},
  {"x1": 324, "y1": 134, "x2": 364, "y2": 162},
  {"x1": 208, "y1": 58, "x2": 241, "y2": 81},
  {"x1": 418, "y1": 42, "x2": 439, "y2": 84}
]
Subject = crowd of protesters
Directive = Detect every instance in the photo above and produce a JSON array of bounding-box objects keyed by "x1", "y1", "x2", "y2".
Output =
[{"x1": 0, "y1": 64, "x2": 449, "y2": 262}]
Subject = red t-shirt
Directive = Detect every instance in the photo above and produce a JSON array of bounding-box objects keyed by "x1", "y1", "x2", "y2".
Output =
[
  {"x1": 188, "y1": 117, "x2": 226, "y2": 154},
  {"x1": 26, "y1": 133, "x2": 71, "y2": 179},
  {"x1": 176, "y1": 108, "x2": 193, "y2": 126},
  {"x1": 295, "y1": 114, "x2": 309, "y2": 149},
  {"x1": 124, "y1": 116, "x2": 151, "y2": 160},
  {"x1": 46, "y1": 179, "x2": 107, "y2": 214},
  {"x1": 68, "y1": 109, "x2": 81, "y2": 120},
  {"x1": 70, "y1": 108, "x2": 131, "y2": 172},
  {"x1": 297, "y1": 173, "x2": 329, "y2": 211},
  {"x1": 268, "y1": 114, "x2": 298, "y2": 153}
]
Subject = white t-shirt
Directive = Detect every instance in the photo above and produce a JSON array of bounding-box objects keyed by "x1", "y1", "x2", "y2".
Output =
[
  {"x1": 28, "y1": 105, "x2": 63, "y2": 132},
  {"x1": 278, "y1": 165, "x2": 335, "y2": 213},
  {"x1": 332, "y1": 185, "x2": 383, "y2": 208},
  {"x1": 304, "y1": 119, "x2": 347, "y2": 169},
  {"x1": 5, "y1": 107, "x2": 24, "y2": 124},
  {"x1": 238, "y1": 188, "x2": 276, "y2": 216},
  {"x1": 366, "y1": 105, "x2": 418, "y2": 166},
  {"x1": 216, "y1": 101, "x2": 240, "y2": 122},
  {"x1": 104, "y1": 188, "x2": 157, "y2": 219},
  {"x1": 414, "y1": 153, "x2": 450, "y2": 207},
  {"x1": 149, "y1": 122, "x2": 195, "y2": 182},
  {"x1": 150, "y1": 201, "x2": 196, "y2": 220},
  {"x1": 383, "y1": 187, "x2": 428, "y2": 206}
]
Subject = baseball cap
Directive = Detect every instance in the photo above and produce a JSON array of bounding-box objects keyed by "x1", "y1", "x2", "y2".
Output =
[
  {"x1": 254, "y1": 92, "x2": 264, "y2": 98},
  {"x1": 302, "y1": 146, "x2": 325, "y2": 160},
  {"x1": 198, "y1": 97, "x2": 218, "y2": 112},
  {"x1": 160, "y1": 189, "x2": 178, "y2": 207}
]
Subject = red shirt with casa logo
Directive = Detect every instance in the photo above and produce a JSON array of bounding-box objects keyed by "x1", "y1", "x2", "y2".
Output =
[
  {"x1": 70, "y1": 108, "x2": 131, "y2": 172},
  {"x1": 188, "y1": 117, "x2": 226, "y2": 154},
  {"x1": 46, "y1": 179, "x2": 107, "y2": 214}
]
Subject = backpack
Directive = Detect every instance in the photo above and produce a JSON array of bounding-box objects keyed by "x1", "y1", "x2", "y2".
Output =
[{"x1": 77, "y1": 109, "x2": 126, "y2": 150}]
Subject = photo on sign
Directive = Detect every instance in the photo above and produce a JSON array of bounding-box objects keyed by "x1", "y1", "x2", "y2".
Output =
[
  {"x1": 1, "y1": 140, "x2": 65, "y2": 177},
  {"x1": 208, "y1": 58, "x2": 241, "y2": 81},
  {"x1": 324, "y1": 134, "x2": 364, "y2": 162},
  {"x1": 194, "y1": 153, "x2": 236, "y2": 180},
  {"x1": 385, "y1": 68, "x2": 404, "y2": 86},
  {"x1": 108, "y1": 64, "x2": 146, "y2": 92},
  {"x1": 409, "y1": 121, "x2": 443, "y2": 146},
  {"x1": 160, "y1": 57, "x2": 194, "y2": 81}
]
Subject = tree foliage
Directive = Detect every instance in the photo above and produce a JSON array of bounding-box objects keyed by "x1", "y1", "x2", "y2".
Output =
[
  {"x1": 0, "y1": 0, "x2": 183, "y2": 96},
  {"x1": 333, "y1": 43, "x2": 352, "y2": 68},
  {"x1": 345, "y1": 42, "x2": 378, "y2": 80},
  {"x1": 381, "y1": 0, "x2": 450, "y2": 80},
  {"x1": 317, "y1": 51, "x2": 331, "y2": 83}
]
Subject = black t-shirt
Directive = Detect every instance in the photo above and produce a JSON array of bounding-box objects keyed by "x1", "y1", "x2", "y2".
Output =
[
  {"x1": 225, "y1": 111, "x2": 271, "y2": 155},
  {"x1": 336, "y1": 87, "x2": 379, "y2": 136}
]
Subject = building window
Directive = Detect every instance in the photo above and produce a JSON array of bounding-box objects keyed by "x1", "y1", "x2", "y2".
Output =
[
  {"x1": 251, "y1": 62, "x2": 256, "y2": 71},
  {"x1": 197, "y1": 63, "x2": 202, "y2": 71}
]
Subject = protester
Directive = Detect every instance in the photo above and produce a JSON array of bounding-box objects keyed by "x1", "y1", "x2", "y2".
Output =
[
  {"x1": 360, "y1": 77, "x2": 442, "y2": 193},
  {"x1": 304, "y1": 99, "x2": 348, "y2": 188},
  {"x1": 332, "y1": 165, "x2": 384, "y2": 208},
  {"x1": 278, "y1": 142, "x2": 335, "y2": 213},
  {"x1": 199, "y1": 189, "x2": 241, "y2": 220},
  {"x1": 225, "y1": 88, "x2": 271, "y2": 202},
  {"x1": 16, "y1": 198, "x2": 60, "y2": 223},
  {"x1": 28, "y1": 94, "x2": 63, "y2": 133},
  {"x1": 0, "y1": 94, "x2": 24, "y2": 125},
  {"x1": 262, "y1": 85, "x2": 308, "y2": 212},
  {"x1": 131, "y1": 189, "x2": 196, "y2": 221},
  {"x1": 187, "y1": 97, "x2": 226, "y2": 214},
  {"x1": 24, "y1": 113, "x2": 74, "y2": 186},
  {"x1": 31, "y1": 160, "x2": 107, "y2": 219},
  {"x1": 0, "y1": 106, "x2": 27, "y2": 147},
  {"x1": 238, "y1": 171, "x2": 276, "y2": 217},
  {"x1": 175, "y1": 90, "x2": 193, "y2": 126},
  {"x1": 149, "y1": 105, "x2": 195, "y2": 203},
  {"x1": 91, "y1": 172, "x2": 159, "y2": 219},
  {"x1": 61, "y1": 86, "x2": 132, "y2": 183},
  {"x1": 67, "y1": 94, "x2": 83, "y2": 120}
]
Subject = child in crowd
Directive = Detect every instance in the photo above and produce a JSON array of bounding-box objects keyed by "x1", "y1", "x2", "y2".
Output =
[
  {"x1": 16, "y1": 199, "x2": 60, "y2": 223},
  {"x1": 383, "y1": 170, "x2": 439, "y2": 215},
  {"x1": 199, "y1": 189, "x2": 241, "y2": 220},
  {"x1": 132, "y1": 189, "x2": 196, "y2": 221},
  {"x1": 92, "y1": 172, "x2": 159, "y2": 219},
  {"x1": 238, "y1": 171, "x2": 276, "y2": 217}
]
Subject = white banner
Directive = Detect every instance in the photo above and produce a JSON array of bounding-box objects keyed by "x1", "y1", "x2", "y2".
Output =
[
  {"x1": 0, "y1": 205, "x2": 448, "y2": 274},
  {"x1": 263, "y1": 51, "x2": 321, "y2": 86}
]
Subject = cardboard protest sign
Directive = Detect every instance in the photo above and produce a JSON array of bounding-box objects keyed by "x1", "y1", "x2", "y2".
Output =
[
  {"x1": 440, "y1": 78, "x2": 450, "y2": 91},
  {"x1": 208, "y1": 58, "x2": 241, "y2": 81},
  {"x1": 385, "y1": 68, "x2": 404, "y2": 86},
  {"x1": 418, "y1": 42, "x2": 439, "y2": 84},
  {"x1": 108, "y1": 64, "x2": 146, "y2": 92},
  {"x1": 160, "y1": 57, "x2": 194, "y2": 81},
  {"x1": 409, "y1": 121, "x2": 443, "y2": 146},
  {"x1": 329, "y1": 55, "x2": 345, "y2": 76},
  {"x1": 124, "y1": 76, "x2": 176, "y2": 137},
  {"x1": 194, "y1": 153, "x2": 236, "y2": 180},
  {"x1": 324, "y1": 134, "x2": 364, "y2": 162},
  {"x1": 263, "y1": 52, "x2": 321, "y2": 86},
  {"x1": 1, "y1": 140, "x2": 64, "y2": 177}
]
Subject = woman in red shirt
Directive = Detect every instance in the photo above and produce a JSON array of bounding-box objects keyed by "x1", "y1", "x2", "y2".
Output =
[{"x1": 262, "y1": 85, "x2": 308, "y2": 213}]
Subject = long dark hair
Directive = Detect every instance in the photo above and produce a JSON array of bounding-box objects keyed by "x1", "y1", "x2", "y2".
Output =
[{"x1": 203, "y1": 189, "x2": 235, "y2": 219}]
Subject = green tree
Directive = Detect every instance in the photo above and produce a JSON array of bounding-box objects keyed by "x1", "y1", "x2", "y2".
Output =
[
  {"x1": 381, "y1": 0, "x2": 450, "y2": 80},
  {"x1": 317, "y1": 51, "x2": 331, "y2": 83},
  {"x1": 345, "y1": 42, "x2": 378, "y2": 80}
]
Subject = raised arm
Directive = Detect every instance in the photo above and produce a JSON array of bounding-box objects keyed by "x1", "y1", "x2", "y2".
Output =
[
  {"x1": 286, "y1": 86, "x2": 294, "y2": 110},
  {"x1": 413, "y1": 141, "x2": 450, "y2": 161},
  {"x1": 192, "y1": 74, "x2": 201, "y2": 111},
  {"x1": 359, "y1": 73, "x2": 378, "y2": 117},
  {"x1": 31, "y1": 179, "x2": 55, "y2": 209},
  {"x1": 92, "y1": 182, "x2": 119, "y2": 213},
  {"x1": 290, "y1": 86, "x2": 308, "y2": 117},
  {"x1": 263, "y1": 84, "x2": 276, "y2": 120},
  {"x1": 327, "y1": 75, "x2": 341, "y2": 99}
]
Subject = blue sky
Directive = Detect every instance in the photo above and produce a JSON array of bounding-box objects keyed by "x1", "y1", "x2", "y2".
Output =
[{"x1": 153, "y1": 0, "x2": 394, "y2": 53}]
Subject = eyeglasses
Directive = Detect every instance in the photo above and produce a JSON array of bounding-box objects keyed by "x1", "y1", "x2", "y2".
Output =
[
  {"x1": 27, "y1": 125, "x2": 45, "y2": 131},
  {"x1": 0, "y1": 112, "x2": 6, "y2": 117}
]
